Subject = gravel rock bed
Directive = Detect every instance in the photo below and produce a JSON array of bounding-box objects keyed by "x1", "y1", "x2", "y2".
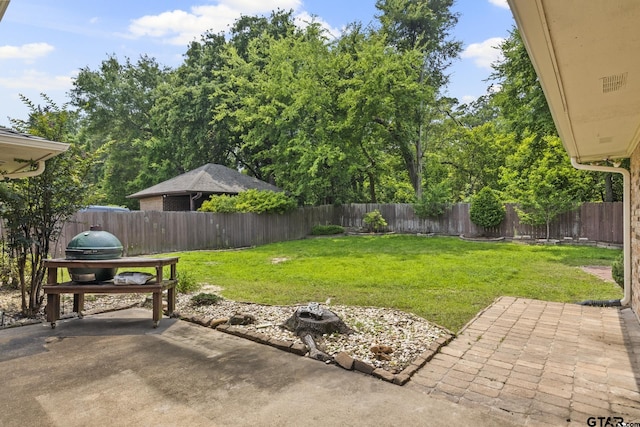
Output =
[{"x1": 0, "y1": 288, "x2": 450, "y2": 373}]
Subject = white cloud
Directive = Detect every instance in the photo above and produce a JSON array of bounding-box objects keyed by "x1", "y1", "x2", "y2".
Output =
[
  {"x1": 461, "y1": 37, "x2": 504, "y2": 70},
  {"x1": 489, "y1": 0, "x2": 509, "y2": 9},
  {"x1": 128, "y1": 1, "x2": 303, "y2": 45},
  {"x1": 0, "y1": 43, "x2": 55, "y2": 60},
  {"x1": 0, "y1": 69, "x2": 73, "y2": 91}
]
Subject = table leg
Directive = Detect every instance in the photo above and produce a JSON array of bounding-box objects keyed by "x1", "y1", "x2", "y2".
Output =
[
  {"x1": 47, "y1": 293, "x2": 60, "y2": 329},
  {"x1": 73, "y1": 293, "x2": 85, "y2": 319},
  {"x1": 167, "y1": 285, "x2": 176, "y2": 316},
  {"x1": 152, "y1": 291, "x2": 162, "y2": 327}
]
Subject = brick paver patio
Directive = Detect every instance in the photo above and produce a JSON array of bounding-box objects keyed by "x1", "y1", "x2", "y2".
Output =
[{"x1": 408, "y1": 297, "x2": 640, "y2": 426}]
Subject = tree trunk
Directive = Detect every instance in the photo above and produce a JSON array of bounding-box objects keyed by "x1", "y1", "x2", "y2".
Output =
[
  {"x1": 604, "y1": 173, "x2": 614, "y2": 202},
  {"x1": 367, "y1": 171, "x2": 377, "y2": 203}
]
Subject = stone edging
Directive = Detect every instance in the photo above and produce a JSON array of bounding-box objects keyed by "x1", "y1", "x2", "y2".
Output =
[{"x1": 181, "y1": 314, "x2": 455, "y2": 386}]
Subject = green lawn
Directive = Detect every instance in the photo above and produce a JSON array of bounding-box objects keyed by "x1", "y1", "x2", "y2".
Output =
[{"x1": 162, "y1": 235, "x2": 622, "y2": 332}]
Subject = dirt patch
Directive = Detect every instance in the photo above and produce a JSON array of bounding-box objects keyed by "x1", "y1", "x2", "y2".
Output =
[{"x1": 580, "y1": 265, "x2": 615, "y2": 283}]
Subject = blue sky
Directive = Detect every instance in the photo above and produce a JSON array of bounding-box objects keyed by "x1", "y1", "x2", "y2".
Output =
[{"x1": 0, "y1": 0, "x2": 514, "y2": 127}]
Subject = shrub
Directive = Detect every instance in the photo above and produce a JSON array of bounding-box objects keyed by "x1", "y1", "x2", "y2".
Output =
[
  {"x1": 612, "y1": 252, "x2": 624, "y2": 289},
  {"x1": 200, "y1": 190, "x2": 296, "y2": 214},
  {"x1": 176, "y1": 270, "x2": 201, "y2": 294},
  {"x1": 234, "y1": 189, "x2": 297, "y2": 214},
  {"x1": 198, "y1": 194, "x2": 238, "y2": 213},
  {"x1": 470, "y1": 187, "x2": 506, "y2": 230},
  {"x1": 311, "y1": 225, "x2": 345, "y2": 235},
  {"x1": 363, "y1": 209, "x2": 388, "y2": 232},
  {"x1": 190, "y1": 292, "x2": 223, "y2": 306},
  {"x1": 413, "y1": 182, "x2": 451, "y2": 219}
]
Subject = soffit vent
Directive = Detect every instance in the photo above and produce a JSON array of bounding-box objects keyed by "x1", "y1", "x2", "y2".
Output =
[
  {"x1": 601, "y1": 72, "x2": 628, "y2": 93},
  {"x1": 599, "y1": 136, "x2": 614, "y2": 144}
]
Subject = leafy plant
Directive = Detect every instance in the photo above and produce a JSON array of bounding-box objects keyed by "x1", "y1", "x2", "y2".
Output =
[
  {"x1": 198, "y1": 194, "x2": 238, "y2": 213},
  {"x1": 470, "y1": 187, "x2": 506, "y2": 231},
  {"x1": 199, "y1": 190, "x2": 297, "y2": 214},
  {"x1": 176, "y1": 270, "x2": 201, "y2": 294},
  {"x1": 611, "y1": 252, "x2": 624, "y2": 289},
  {"x1": 363, "y1": 210, "x2": 388, "y2": 232},
  {"x1": 311, "y1": 225, "x2": 345, "y2": 235},
  {"x1": 413, "y1": 182, "x2": 451, "y2": 219},
  {"x1": 191, "y1": 292, "x2": 223, "y2": 306}
]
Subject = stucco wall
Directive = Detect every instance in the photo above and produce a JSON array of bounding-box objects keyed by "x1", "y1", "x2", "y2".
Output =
[{"x1": 630, "y1": 147, "x2": 640, "y2": 318}]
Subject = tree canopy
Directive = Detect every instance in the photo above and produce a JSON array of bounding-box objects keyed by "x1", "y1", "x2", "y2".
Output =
[{"x1": 14, "y1": 6, "x2": 615, "y2": 216}]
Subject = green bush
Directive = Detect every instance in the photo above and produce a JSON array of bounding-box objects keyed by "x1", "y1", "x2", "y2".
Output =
[
  {"x1": 413, "y1": 182, "x2": 451, "y2": 219},
  {"x1": 199, "y1": 190, "x2": 297, "y2": 214},
  {"x1": 198, "y1": 194, "x2": 238, "y2": 213},
  {"x1": 176, "y1": 270, "x2": 201, "y2": 294},
  {"x1": 612, "y1": 252, "x2": 624, "y2": 289},
  {"x1": 363, "y1": 209, "x2": 388, "y2": 232},
  {"x1": 190, "y1": 292, "x2": 223, "y2": 306},
  {"x1": 470, "y1": 187, "x2": 506, "y2": 229},
  {"x1": 234, "y1": 189, "x2": 297, "y2": 214},
  {"x1": 311, "y1": 225, "x2": 345, "y2": 235}
]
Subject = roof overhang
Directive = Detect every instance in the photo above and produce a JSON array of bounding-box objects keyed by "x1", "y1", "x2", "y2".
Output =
[
  {"x1": 0, "y1": 2, "x2": 70, "y2": 179},
  {"x1": 507, "y1": 0, "x2": 640, "y2": 162},
  {"x1": 0, "y1": 1, "x2": 9, "y2": 22},
  {"x1": 0, "y1": 129, "x2": 70, "y2": 179}
]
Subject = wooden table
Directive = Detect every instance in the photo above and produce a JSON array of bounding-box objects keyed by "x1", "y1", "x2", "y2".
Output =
[{"x1": 43, "y1": 257, "x2": 179, "y2": 328}]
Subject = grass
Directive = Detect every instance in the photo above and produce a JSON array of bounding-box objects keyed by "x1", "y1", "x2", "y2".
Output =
[{"x1": 158, "y1": 235, "x2": 622, "y2": 332}]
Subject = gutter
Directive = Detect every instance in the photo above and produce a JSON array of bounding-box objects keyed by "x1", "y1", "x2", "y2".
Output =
[{"x1": 571, "y1": 157, "x2": 630, "y2": 306}]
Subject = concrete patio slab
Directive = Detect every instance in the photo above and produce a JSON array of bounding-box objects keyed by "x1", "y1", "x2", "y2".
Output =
[{"x1": 0, "y1": 308, "x2": 517, "y2": 427}]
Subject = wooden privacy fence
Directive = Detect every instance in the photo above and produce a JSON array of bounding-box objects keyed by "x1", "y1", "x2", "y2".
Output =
[
  {"x1": 49, "y1": 206, "x2": 336, "y2": 257},
  {"x1": 337, "y1": 202, "x2": 623, "y2": 244},
  {"x1": 0, "y1": 202, "x2": 622, "y2": 257}
]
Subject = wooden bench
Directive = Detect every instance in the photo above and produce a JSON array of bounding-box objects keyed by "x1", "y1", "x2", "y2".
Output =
[{"x1": 43, "y1": 257, "x2": 178, "y2": 328}]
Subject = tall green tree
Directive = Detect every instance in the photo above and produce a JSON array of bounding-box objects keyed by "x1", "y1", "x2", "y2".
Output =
[
  {"x1": 375, "y1": 0, "x2": 462, "y2": 199},
  {"x1": 69, "y1": 55, "x2": 169, "y2": 207},
  {"x1": 150, "y1": 31, "x2": 230, "y2": 182},
  {"x1": 335, "y1": 25, "x2": 431, "y2": 202},
  {"x1": 490, "y1": 27, "x2": 556, "y2": 140},
  {"x1": 0, "y1": 96, "x2": 95, "y2": 315}
]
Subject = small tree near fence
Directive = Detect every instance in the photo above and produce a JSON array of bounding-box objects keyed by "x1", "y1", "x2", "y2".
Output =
[{"x1": 470, "y1": 187, "x2": 505, "y2": 236}]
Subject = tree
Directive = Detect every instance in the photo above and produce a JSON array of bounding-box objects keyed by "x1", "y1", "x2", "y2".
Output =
[
  {"x1": 335, "y1": 25, "x2": 431, "y2": 203},
  {"x1": 375, "y1": 0, "x2": 462, "y2": 199},
  {"x1": 490, "y1": 27, "x2": 556, "y2": 140},
  {"x1": 502, "y1": 135, "x2": 588, "y2": 240},
  {"x1": 150, "y1": 31, "x2": 231, "y2": 182},
  {"x1": 70, "y1": 55, "x2": 169, "y2": 207},
  {"x1": 0, "y1": 96, "x2": 95, "y2": 316}
]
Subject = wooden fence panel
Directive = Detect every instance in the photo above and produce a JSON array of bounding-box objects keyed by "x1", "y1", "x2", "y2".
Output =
[{"x1": 0, "y1": 202, "x2": 622, "y2": 258}]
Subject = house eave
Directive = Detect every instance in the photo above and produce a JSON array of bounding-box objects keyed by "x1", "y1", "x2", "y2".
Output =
[{"x1": 507, "y1": 0, "x2": 640, "y2": 162}]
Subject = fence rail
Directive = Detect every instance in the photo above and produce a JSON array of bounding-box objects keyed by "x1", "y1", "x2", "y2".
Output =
[{"x1": 0, "y1": 202, "x2": 622, "y2": 257}]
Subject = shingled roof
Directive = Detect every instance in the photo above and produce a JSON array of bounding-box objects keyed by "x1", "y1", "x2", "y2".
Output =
[{"x1": 127, "y1": 163, "x2": 281, "y2": 199}]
